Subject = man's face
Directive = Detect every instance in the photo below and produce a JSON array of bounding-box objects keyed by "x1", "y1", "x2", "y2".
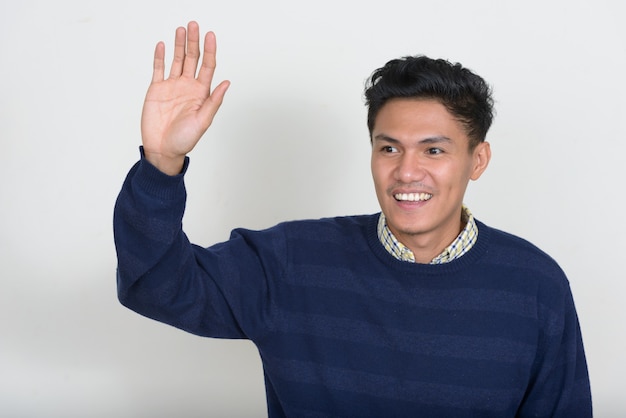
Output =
[{"x1": 370, "y1": 98, "x2": 490, "y2": 259}]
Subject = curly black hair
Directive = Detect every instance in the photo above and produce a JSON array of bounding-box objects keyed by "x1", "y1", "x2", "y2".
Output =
[{"x1": 364, "y1": 56, "x2": 494, "y2": 149}]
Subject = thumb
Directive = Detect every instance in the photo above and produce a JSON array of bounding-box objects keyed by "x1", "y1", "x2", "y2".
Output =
[{"x1": 199, "y1": 80, "x2": 231, "y2": 127}]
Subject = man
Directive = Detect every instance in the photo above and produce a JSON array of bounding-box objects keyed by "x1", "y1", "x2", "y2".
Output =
[{"x1": 114, "y1": 21, "x2": 592, "y2": 417}]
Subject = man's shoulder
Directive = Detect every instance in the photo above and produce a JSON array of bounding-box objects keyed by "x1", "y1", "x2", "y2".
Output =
[
  {"x1": 477, "y1": 220, "x2": 566, "y2": 280},
  {"x1": 278, "y1": 213, "x2": 377, "y2": 242},
  {"x1": 223, "y1": 214, "x2": 378, "y2": 262},
  {"x1": 231, "y1": 213, "x2": 378, "y2": 243},
  {"x1": 282, "y1": 213, "x2": 377, "y2": 230}
]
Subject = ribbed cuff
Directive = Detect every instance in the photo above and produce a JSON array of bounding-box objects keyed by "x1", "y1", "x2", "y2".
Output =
[{"x1": 132, "y1": 146, "x2": 190, "y2": 200}]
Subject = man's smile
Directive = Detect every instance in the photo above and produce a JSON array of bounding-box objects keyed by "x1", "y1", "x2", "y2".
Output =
[{"x1": 393, "y1": 192, "x2": 433, "y2": 202}]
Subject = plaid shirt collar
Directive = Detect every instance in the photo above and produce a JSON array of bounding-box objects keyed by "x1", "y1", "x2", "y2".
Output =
[{"x1": 377, "y1": 206, "x2": 478, "y2": 264}]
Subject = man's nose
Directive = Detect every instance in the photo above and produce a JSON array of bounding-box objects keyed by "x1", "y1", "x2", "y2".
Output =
[{"x1": 395, "y1": 153, "x2": 426, "y2": 183}]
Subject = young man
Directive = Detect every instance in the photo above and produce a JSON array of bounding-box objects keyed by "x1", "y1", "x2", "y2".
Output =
[{"x1": 114, "y1": 22, "x2": 592, "y2": 417}]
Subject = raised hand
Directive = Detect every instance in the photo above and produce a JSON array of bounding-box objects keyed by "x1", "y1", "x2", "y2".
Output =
[{"x1": 141, "y1": 21, "x2": 230, "y2": 175}]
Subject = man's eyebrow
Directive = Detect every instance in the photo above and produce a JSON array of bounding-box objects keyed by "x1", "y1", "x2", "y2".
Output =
[
  {"x1": 419, "y1": 135, "x2": 453, "y2": 144},
  {"x1": 372, "y1": 134, "x2": 453, "y2": 144},
  {"x1": 372, "y1": 134, "x2": 400, "y2": 144}
]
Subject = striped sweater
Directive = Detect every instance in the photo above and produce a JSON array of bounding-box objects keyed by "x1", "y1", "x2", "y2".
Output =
[{"x1": 114, "y1": 156, "x2": 592, "y2": 417}]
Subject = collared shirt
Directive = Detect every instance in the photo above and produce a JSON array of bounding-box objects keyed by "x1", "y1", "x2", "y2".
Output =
[{"x1": 377, "y1": 206, "x2": 478, "y2": 264}]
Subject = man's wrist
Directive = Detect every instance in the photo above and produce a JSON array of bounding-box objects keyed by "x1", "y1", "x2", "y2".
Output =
[{"x1": 143, "y1": 149, "x2": 186, "y2": 176}]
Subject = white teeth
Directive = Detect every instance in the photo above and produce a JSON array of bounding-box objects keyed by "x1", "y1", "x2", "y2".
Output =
[{"x1": 394, "y1": 193, "x2": 432, "y2": 202}]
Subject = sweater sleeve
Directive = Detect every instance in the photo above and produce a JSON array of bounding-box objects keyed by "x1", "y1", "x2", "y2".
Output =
[
  {"x1": 113, "y1": 152, "x2": 278, "y2": 340},
  {"x1": 517, "y1": 275, "x2": 592, "y2": 418}
]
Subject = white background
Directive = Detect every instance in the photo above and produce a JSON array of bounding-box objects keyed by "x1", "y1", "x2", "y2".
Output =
[{"x1": 1, "y1": 0, "x2": 624, "y2": 416}]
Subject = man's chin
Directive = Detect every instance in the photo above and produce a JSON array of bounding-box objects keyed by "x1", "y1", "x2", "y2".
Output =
[
  {"x1": 388, "y1": 221, "x2": 432, "y2": 238},
  {"x1": 395, "y1": 227, "x2": 429, "y2": 237}
]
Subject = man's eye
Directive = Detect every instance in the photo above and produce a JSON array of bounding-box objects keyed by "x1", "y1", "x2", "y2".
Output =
[
  {"x1": 382, "y1": 146, "x2": 398, "y2": 153},
  {"x1": 427, "y1": 148, "x2": 443, "y2": 155}
]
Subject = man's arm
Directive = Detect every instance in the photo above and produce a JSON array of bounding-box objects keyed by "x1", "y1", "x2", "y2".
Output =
[
  {"x1": 518, "y1": 280, "x2": 592, "y2": 418},
  {"x1": 113, "y1": 23, "x2": 253, "y2": 338},
  {"x1": 140, "y1": 21, "x2": 229, "y2": 175}
]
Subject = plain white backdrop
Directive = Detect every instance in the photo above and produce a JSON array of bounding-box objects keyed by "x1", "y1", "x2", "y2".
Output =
[{"x1": 1, "y1": 0, "x2": 624, "y2": 416}]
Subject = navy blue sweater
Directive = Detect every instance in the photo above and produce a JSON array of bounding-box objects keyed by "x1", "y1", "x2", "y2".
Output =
[{"x1": 114, "y1": 157, "x2": 592, "y2": 417}]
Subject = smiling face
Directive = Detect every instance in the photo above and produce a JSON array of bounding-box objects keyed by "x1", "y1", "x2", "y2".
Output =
[{"x1": 370, "y1": 98, "x2": 491, "y2": 262}]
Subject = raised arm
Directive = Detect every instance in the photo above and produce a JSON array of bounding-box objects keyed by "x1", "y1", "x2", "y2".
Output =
[
  {"x1": 114, "y1": 23, "x2": 244, "y2": 337},
  {"x1": 141, "y1": 21, "x2": 230, "y2": 175}
]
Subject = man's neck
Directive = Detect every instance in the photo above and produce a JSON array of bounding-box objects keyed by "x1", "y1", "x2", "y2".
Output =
[
  {"x1": 403, "y1": 226, "x2": 464, "y2": 264},
  {"x1": 379, "y1": 208, "x2": 472, "y2": 264}
]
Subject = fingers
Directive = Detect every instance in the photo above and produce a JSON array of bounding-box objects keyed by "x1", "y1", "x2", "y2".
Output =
[
  {"x1": 169, "y1": 26, "x2": 187, "y2": 78},
  {"x1": 197, "y1": 31, "x2": 218, "y2": 87},
  {"x1": 161, "y1": 22, "x2": 222, "y2": 87},
  {"x1": 152, "y1": 41, "x2": 165, "y2": 82},
  {"x1": 182, "y1": 21, "x2": 201, "y2": 78},
  {"x1": 199, "y1": 80, "x2": 231, "y2": 125}
]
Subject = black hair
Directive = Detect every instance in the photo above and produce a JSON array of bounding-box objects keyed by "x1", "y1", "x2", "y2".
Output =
[{"x1": 364, "y1": 55, "x2": 494, "y2": 149}]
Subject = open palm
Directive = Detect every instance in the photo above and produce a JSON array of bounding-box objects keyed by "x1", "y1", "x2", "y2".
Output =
[{"x1": 141, "y1": 22, "x2": 229, "y2": 175}]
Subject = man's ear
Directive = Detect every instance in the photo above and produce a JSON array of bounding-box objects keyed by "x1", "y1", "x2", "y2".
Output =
[{"x1": 470, "y1": 141, "x2": 491, "y2": 181}]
